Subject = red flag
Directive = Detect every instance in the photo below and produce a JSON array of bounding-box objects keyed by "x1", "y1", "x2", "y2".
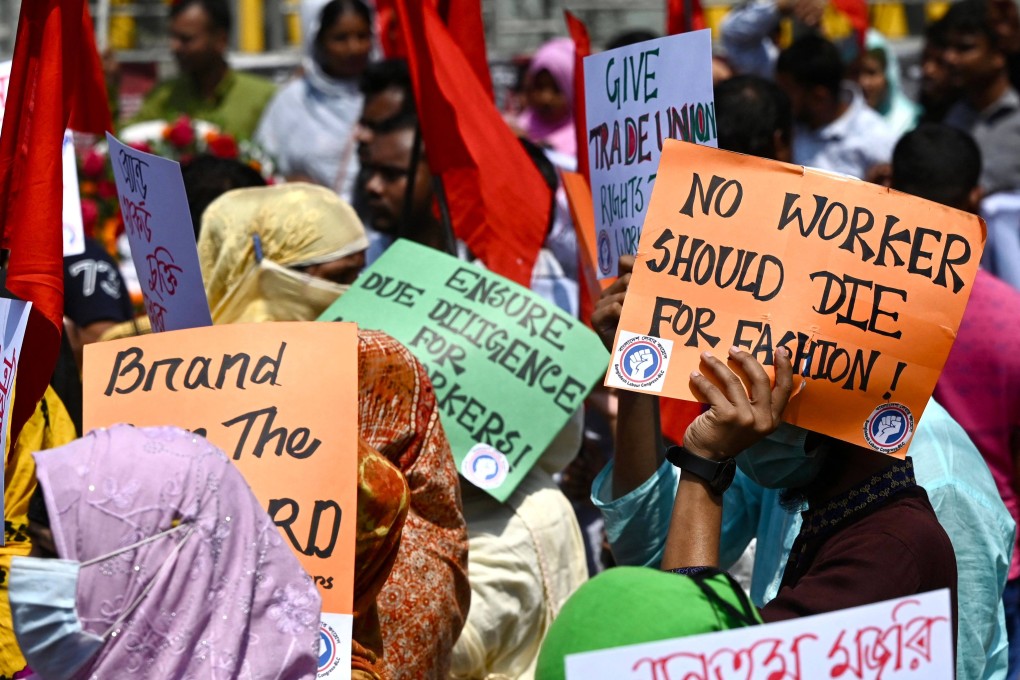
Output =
[
  {"x1": 439, "y1": 0, "x2": 494, "y2": 101},
  {"x1": 661, "y1": 399, "x2": 704, "y2": 447},
  {"x1": 667, "y1": 0, "x2": 706, "y2": 34},
  {"x1": 395, "y1": 0, "x2": 549, "y2": 287},
  {"x1": 565, "y1": 11, "x2": 591, "y2": 185},
  {"x1": 379, "y1": 0, "x2": 494, "y2": 103},
  {"x1": 69, "y1": 2, "x2": 114, "y2": 135},
  {"x1": 0, "y1": 0, "x2": 83, "y2": 443}
]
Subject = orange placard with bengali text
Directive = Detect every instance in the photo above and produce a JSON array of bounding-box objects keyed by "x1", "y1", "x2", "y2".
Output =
[
  {"x1": 608, "y1": 142, "x2": 985, "y2": 455},
  {"x1": 83, "y1": 322, "x2": 358, "y2": 671}
]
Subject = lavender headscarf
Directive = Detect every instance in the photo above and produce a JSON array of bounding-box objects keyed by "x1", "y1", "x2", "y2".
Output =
[
  {"x1": 518, "y1": 37, "x2": 577, "y2": 156},
  {"x1": 32, "y1": 425, "x2": 321, "y2": 679}
]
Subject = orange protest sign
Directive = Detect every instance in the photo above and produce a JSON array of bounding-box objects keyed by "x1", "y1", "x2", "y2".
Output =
[
  {"x1": 83, "y1": 322, "x2": 358, "y2": 675},
  {"x1": 608, "y1": 142, "x2": 985, "y2": 455},
  {"x1": 562, "y1": 170, "x2": 613, "y2": 291}
]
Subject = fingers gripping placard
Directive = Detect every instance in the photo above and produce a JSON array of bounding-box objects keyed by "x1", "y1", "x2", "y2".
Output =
[{"x1": 608, "y1": 142, "x2": 985, "y2": 454}]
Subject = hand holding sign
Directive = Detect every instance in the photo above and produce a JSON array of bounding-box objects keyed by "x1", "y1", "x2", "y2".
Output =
[
  {"x1": 683, "y1": 347, "x2": 795, "y2": 462},
  {"x1": 607, "y1": 141, "x2": 985, "y2": 454}
]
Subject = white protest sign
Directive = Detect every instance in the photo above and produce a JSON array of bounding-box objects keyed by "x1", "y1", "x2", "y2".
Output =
[
  {"x1": 0, "y1": 61, "x2": 85, "y2": 256},
  {"x1": 565, "y1": 589, "x2": 953, "y2": 680},
  {"x1": 583, "y1": 30, "x2": 715, "y2": 279},
  {"x1": 0, "y1": 298, "x2": 32, "y2": 545},
  {"x1": 62, "y1": 132, "x2": 86, "y2": 256},
  {"x1": 106, "y1": 133, "x2": 212, "y2": 332}
]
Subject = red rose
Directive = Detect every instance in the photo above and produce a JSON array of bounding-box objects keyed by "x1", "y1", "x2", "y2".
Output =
[
  {"x1": 80, "y1": 198, "x2": 99, "y2": 233},
  {"x1": 167, "y1": 117, "x2": 195, "y2": 148},
  {"x1": 129, "y1": 141, "x2": 154, "y2": 154},
  {"x1": 207, "y1": 133, "x2": 238, "y2": 159},
  {"x1": 81, "y1": 150, "x2": 106, "y2": 178},
  {"x1": 97, "y1": 179, "x2": 117, "y2": 199}
]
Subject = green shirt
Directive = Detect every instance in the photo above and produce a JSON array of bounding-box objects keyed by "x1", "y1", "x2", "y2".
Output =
[{"x1": 132, "y1": 69, "x2": 276, "y2": 141}]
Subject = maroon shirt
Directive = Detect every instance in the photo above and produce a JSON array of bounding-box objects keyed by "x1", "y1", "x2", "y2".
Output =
[{"x1": 761, "y1": 459, "x2": 958, "y2": 651}]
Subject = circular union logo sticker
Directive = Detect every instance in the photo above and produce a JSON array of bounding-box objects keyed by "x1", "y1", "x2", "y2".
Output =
[
  {"x1": 461, "y1": 444, "x2": 510, "y2": 489},
  {"x1": 863, "y1": 402, "x2": 914, "y2": 454}
]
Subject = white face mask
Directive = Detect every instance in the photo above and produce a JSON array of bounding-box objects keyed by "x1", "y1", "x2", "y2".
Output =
[
  {"x1": 212, "y1": 258, "x2": 348, "y2": 324},
  {"x1": 735, "y1": 424, "x2": 829, "y2": 490},
  {"x1": 10, "y1": 524, "x2": 191, "y2": 680}
]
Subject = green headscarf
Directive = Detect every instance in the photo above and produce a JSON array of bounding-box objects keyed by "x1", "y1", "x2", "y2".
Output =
[{"x1": 535, "y1": 567, "x2": 762, "y2": 680}]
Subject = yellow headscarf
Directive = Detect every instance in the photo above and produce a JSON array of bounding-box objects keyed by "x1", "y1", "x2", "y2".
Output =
[{"x1": 198, "y1": 183, "x2": 368, "y2": 323}]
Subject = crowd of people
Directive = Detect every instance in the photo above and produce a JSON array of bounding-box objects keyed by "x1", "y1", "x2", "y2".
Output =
[{"x1": 1, "y1": 0, "x2": 1019, "y2": 677}]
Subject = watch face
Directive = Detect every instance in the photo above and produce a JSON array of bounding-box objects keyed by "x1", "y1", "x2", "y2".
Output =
[{"x1": 714, "y1": 459, "x2": 737, "y2": 494}]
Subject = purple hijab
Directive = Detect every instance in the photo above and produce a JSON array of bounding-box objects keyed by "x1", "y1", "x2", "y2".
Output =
[
  {"x1": 32, "y1": 425, "x2": 321, "y2": 679},
  {"x1": 518, "y1": 37, "x2": 577, "y2": 156}
]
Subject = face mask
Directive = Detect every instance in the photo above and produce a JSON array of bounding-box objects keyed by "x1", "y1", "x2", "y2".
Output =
[
  {"x1": 212, "y1": 258, "x2": 348, "y2": 324},
  {"x1": 735, "y1": 424, "x2": 828, "y2": 490},
  {"x1": 10, "y1": 524, "x2": 192, "y2": 680}
]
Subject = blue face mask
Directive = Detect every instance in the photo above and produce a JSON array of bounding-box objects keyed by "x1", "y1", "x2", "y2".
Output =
[
  {"x1": 9, "y1": 524, "x2": 192, "y2": 680},
  {"x1": 735, "y1": 424, "x2": 829, "y2": 490}
]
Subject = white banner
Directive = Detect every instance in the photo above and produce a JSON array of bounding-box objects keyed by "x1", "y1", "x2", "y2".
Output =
[{"x1": 566, "y1": 589, "x2": 954, "y2": 680}]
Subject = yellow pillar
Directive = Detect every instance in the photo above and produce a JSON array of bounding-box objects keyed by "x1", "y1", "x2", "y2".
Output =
[
  {"x1": 109, "y1": 0, "x2": 137, "y2": 50},
  {"x1": 238, "y1": 0, "x2": 265, "y2": 53},
  {"x1": 703, "y1": 6, "x2": 730, "y2": 36},
  {"x1": 927, "y1": 1, "x2": 951, "y2": 22},
  {"x1": 287, "y1": 0, "x2": 302, "y2": 46},
  {"x1": 871, "y1": 3, "x2": 909, "y2": 39}
]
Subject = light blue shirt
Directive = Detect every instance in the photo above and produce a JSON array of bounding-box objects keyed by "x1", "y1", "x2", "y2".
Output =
[
  {"x1": 980, "y1": 191, "x2": 1020, "y2": 292},
  {"x1": 592, "y1": 399, "x2": 1014, "y2": 680},
  {"x1": 720, "y1": 0, "x2": 781, "y2": 79}
]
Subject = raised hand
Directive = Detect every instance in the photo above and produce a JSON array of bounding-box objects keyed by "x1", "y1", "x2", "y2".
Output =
[
  {"x1": 592, "y1": 255, "x2": 635, "y2": 350},
  {"x1": 683, "y1": 346, "x2": 794, "y2": 461}
]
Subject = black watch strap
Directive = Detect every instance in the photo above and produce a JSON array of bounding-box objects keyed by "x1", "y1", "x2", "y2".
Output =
[{"x1": 665, "y1": 445, "x2": 736, "y2": 494}]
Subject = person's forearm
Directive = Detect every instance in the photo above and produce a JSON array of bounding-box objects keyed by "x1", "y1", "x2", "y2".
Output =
[
  {"x1": 661, "y1": 473, "x2": 723, "y2": 570},
  {"x1": 612, "y1": 391, "x2": 666, "y2": 499}
]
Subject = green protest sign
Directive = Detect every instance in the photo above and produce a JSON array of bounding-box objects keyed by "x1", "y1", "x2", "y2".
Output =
[{"x1": 320, "y1": 240, "x2": 609, "y2": 501}]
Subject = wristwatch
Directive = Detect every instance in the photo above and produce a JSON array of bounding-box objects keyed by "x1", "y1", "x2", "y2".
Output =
[{"x1": 665, "y1": 445, "x2": 736, "y2": 495}]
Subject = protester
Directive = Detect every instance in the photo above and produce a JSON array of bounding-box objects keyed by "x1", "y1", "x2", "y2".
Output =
[
  {"x1": 856, "y1": 30, "x2": 920, "y2": 135},
  {"x1": 361, "y1": 118, "x2": 443, "y2": 251},
  {"x1": 256, "y1": 0, "x2": 373, "y2": 200},
  {"x1": 659, "y1": 352, "x2": 957, "y2": 630},
  {"x1": 181, "y1": 154, "x2": 267, "y2": 239},
  {"x1": 131, "y1": 0, "x2": 275, "y2": 140},
  {"x1": 62, "y1": 238, "x2": 134, "y2": 370},
  {"x1": 12, "y1": 425, "x2": 322, "y2": 678},
  {"x1": 198, "y1": 183, "x2": 368, "y2": 322},
  {"x1": 920, "y1": 17, "x2": 959, "y2": 123},
  {"x1": 517, "y1": 38, "x2": 577, "y2": 157},
  {"x1": 589, "y1": 76, "x2": 1011, "y2": 678},
  {"x1": 943, "y1": 0, "x2": 1020, "y2": 196},
  {"x1": 357, "y1": 332, "x2": 471, "y2": 679},
  {"x1": 0, "y1": 388, "x2": 77, "y2": 678},
  {"x1": 775, "y1": 34, "x2": 897, "y2": 179},
  {"x1": 891, "y1": 123, "x2": 1020, "y2": 680}
]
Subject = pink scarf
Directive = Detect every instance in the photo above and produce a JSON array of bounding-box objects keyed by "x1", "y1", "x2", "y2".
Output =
[
  {"x1": 33, "y1": 425, "x2": 321, "y2": 679},
  {"x1": 518, "y1": 38, "x2": 577, "y2": 156}
]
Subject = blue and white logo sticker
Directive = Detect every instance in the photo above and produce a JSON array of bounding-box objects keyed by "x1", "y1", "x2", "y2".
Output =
[
  {"x1": 318, "y1": 621, "x2": 342, "y2": 677},
  {"x1": 607, "y1": 331, "x2": 673, "y2": 392},
  {"x1": 597, "y1": 229, "x2": 613, "y2": 276},
  {"x1": 863, "y1": 402, "x2": 914, "y2": 454},
  {"x1": 461, "y1": 444, "x2": 510, "y2": 490}
]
